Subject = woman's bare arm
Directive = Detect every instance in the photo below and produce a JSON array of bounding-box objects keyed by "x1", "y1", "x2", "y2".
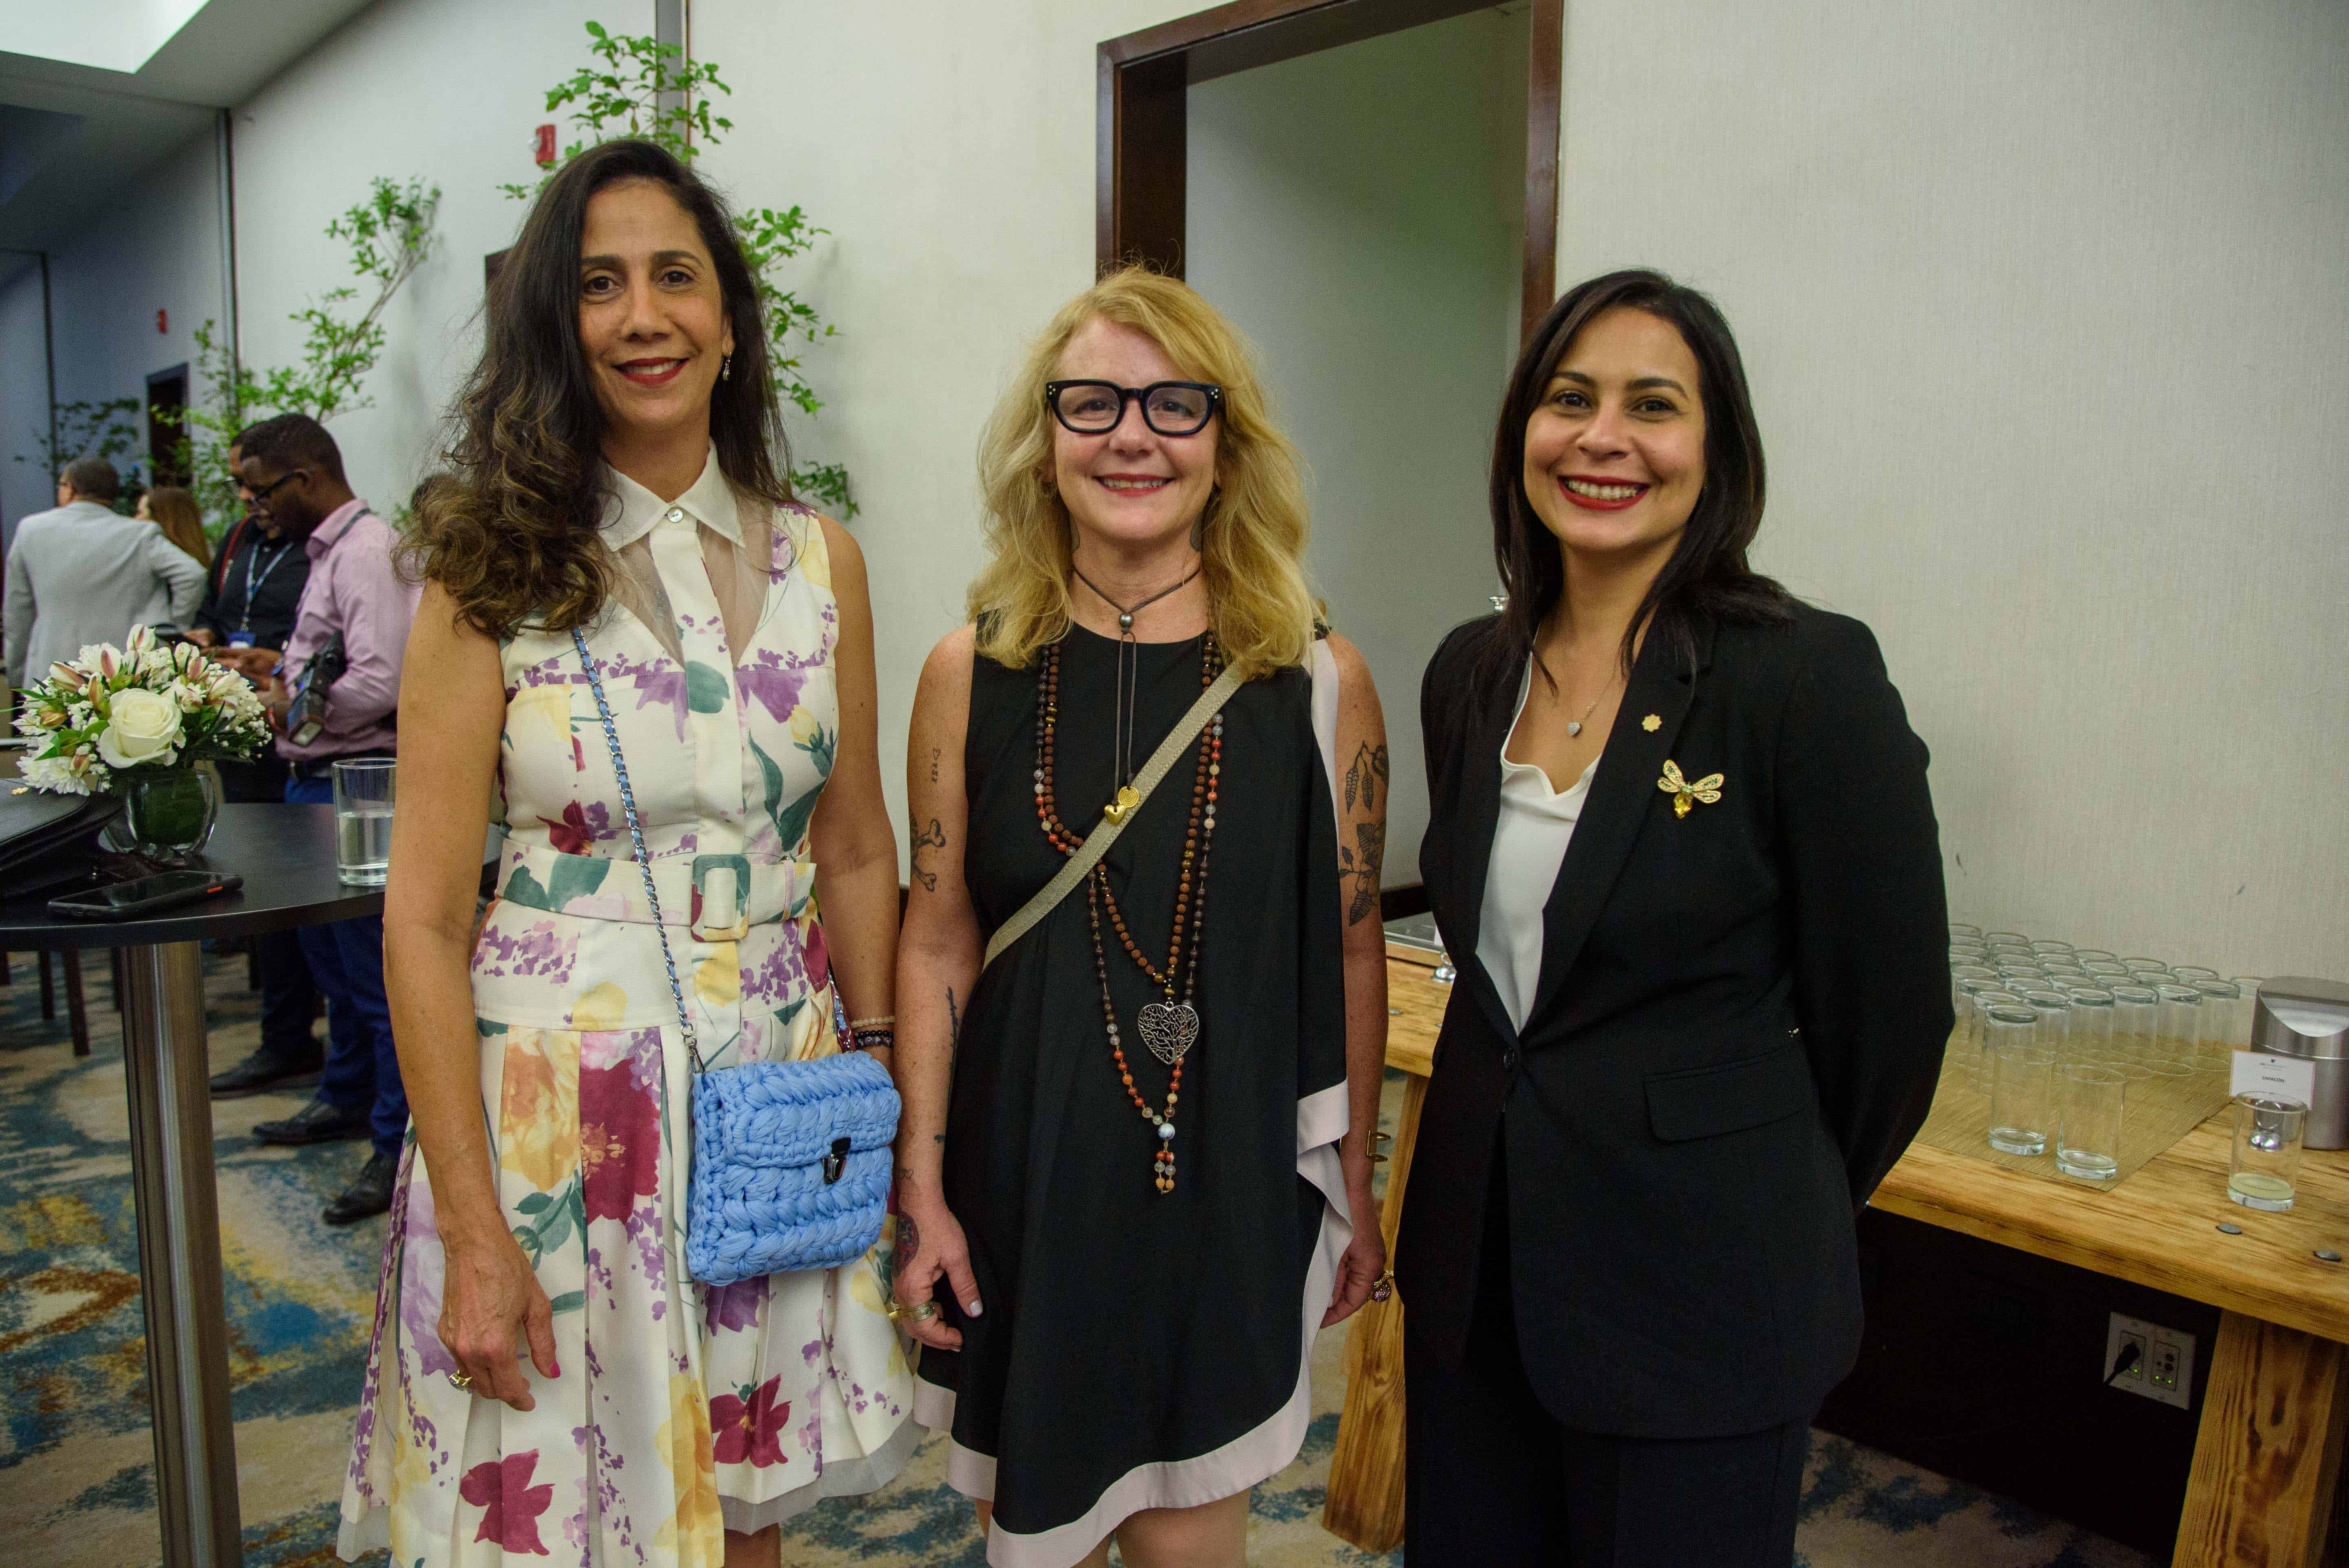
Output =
[
  {"x1": 805, "y1": 519, "x2": 898, "y2": 1069},
  {"x1": 384, "y1": 583, "x2": 556, "y2": 1409},
  {"x1": 889, "y1": 625, "x2": 985, "y2": 1347}
]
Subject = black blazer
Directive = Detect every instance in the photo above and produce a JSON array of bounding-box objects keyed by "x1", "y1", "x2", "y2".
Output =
[{"x1": 1396, "y1": 604, "x2": 1952, "y2": 1439}]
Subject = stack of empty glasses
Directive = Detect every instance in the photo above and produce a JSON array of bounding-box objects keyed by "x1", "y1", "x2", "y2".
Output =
[{"x1": 1945, "y1": 923, "x2": 2261, "y2": 1182}]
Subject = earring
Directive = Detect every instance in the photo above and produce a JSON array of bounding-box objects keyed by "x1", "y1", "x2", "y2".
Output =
[{"x1": 721, "y1": 353, "x2": 732, "y2": 382}]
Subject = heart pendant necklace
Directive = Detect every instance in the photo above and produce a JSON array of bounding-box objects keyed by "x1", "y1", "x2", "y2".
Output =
[{"x1": 1042, "y1": 629, "x2": 1224, "y2": 1194}]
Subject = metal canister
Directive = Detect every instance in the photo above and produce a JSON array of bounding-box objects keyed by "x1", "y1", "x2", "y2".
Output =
[{"x1": 2250, "y1": 977, "x2": 2349, "y2": 1150}]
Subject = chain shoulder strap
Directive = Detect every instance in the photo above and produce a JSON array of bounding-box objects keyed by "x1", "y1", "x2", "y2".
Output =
[{"x1": 572, "y1": 629, "x2": 705, "y2": 1071}]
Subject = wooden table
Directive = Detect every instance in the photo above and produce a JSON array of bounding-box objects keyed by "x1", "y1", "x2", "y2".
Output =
[{"x1": 1324, "y1": 950, "x2": 2349, "y2": 1566}]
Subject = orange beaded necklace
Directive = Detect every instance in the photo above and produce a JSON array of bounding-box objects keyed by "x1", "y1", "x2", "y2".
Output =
[{"x1": 1036, "y1": 630, "x2": 1224, "y2": 1194}]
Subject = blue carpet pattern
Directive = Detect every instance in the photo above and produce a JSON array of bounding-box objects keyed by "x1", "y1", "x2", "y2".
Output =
[{"x1": 0, "y1": 954, "x2": 2155, "y2": 1567}]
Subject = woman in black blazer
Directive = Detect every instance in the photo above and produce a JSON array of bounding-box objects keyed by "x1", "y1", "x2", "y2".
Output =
[{"x1": 1399, "y1": 270, "x2": 1952, "y2": 1565}]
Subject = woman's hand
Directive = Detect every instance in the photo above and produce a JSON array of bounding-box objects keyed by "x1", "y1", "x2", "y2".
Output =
[
  {"x1": 892, "y1": 1197, "x2": 983, "y2": 1352},
  {"x1": 438, "y1": 1232, "x2": 559, "y2": 1410},
  {"x1": 1322, "y1": 1210, "x2": 1389, "y2": 1327}
]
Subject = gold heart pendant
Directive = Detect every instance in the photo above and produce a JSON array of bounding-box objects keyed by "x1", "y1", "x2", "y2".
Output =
[{"x1": 1103, "y1": 785, "x2": 1141, "y2": 825}]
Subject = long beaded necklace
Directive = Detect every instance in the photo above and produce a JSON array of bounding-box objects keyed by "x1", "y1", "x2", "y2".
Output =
[{"x1": 1035, "y1": 627, "x2": 1224, "y2": 1194}]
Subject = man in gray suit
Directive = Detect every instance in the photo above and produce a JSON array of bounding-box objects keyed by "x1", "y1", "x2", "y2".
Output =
[{"x1": 4, "y1": 456, "x2": 206, "y2": 692}]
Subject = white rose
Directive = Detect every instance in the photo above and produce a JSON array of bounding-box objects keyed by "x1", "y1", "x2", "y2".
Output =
[{"x1": 96, "y1": 687, "x2": 185, "y2": 769}]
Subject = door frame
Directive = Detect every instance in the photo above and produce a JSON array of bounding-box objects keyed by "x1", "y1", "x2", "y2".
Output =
[{"x1": 1098, "y1": 0, "x2": 1564, "y2": 340}]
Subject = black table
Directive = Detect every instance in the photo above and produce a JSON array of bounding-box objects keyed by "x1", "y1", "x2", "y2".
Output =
[{"x1": 0, "y1": 804, "x2": 382, "y2": 1568}]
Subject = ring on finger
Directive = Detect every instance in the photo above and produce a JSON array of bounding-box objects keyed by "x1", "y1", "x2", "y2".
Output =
[
  {"x1": 888, "y1": 1299, "x2": 940, "y2": 1323},
  {"x1": 448, "y1": 1371, "x2": 474, "y2": 1391},
  {"x1": 1370, "y1": 1269, "x2": 1396, "y2": 1303}
]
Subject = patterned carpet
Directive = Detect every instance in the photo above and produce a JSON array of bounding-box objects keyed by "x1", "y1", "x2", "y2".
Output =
[{"x1": 0, "y1": 950, "x2": 2156, "y2": 1568}]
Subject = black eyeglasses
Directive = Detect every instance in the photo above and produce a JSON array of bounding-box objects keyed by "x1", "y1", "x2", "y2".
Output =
[
  {"x1": 1045, "y1": 380, "x2": 1223, "y2": 438},
  {"x1": 249, "y1": 468, "x2": 309, "y2": 504}
]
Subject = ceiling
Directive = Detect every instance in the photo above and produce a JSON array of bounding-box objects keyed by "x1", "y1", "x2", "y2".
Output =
[{"x1": 0, "y1": 0, "x2": 377, "y2": 271}]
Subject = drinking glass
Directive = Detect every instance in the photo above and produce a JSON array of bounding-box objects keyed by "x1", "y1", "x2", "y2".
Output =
[
  {"x1": 2020, "y1": 990, "x2": 2075, "y2": 1055},
  {"x1": 2072, "y1": 949, "x2": 2118, "y2": 964},
  {"x1": 1949, "y1": 922, "x2": 1982, "y2": 940},
  {"x1": 2083, "y1": 960, "x2": 2132, "y2": 978},
  {"x1": 2040, "y1": 961, "x2": 2088, "y2": 979},
  {"x1": 1962, "y1": 988, "x2": 2024, "y2": 1089},
  {"x1": 1987, "y1": 1013, "x2": 2054, "y2": 1156},
  {"x1": 2194, "y1": 980, "x2": 2250, "y2": 1051},
  {"x1": 2172, "y1": 966, "x2": 2220, "y2": 983},
  {"x1": 2062, "y1": 988, "x2": 2115, "y2": 1058},
  {"x1": 2030, "y1": 939, "x2": 2075, "y2": 955},
  {"x1": 2109, "y1": 984, "x2": 2161, "y2": 1062},
  {"x1": 333, "y1": 758, "x2": 396, "y2": 887},
  {"x1": 1955, "y1": 979, "x2": 2015, "y2": 1064},
  {"x1": 2155, "y1": 984, "x2": 2209, "y2": 1071},
  {"x1": 1984, "y1": 930, "x2": 2030, "y2": 946},
  {"x1": 1950, "y1": 965, "x2": 1996, "y2": 1015},
  {"x1": 2230, "y1": 977, "x2": 2265, "y2": 1005},
  {"x1": 2228, "y1": 1095, "x2": 2307, "y2": 1212},
  {"x1": 2056, "y1": 1066, "x2": 2126, "y2": 1180}
]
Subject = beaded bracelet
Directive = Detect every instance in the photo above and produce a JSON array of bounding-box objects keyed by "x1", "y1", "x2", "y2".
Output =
[
  {"x1": 851, "y1": 1027, "x2": 896, "y2": 1053},
  {"x1": 847, "y1": 1015, "x2": 896, "y2": 1032}
]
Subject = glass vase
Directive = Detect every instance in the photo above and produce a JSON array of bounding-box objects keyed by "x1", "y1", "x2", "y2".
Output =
[{"x1": 120, "y1": 762, "x2": 220, "y2": 865}]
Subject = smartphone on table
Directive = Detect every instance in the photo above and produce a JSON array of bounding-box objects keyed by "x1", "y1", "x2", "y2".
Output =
[{"x1": 50, "y1": 871, "x2": 244, "y2": 921}]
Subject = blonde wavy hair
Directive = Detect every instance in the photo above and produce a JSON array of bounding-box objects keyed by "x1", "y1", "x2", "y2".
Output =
[{"x1": 970, "y1": 267, "x2": 1317, "y2": 680}]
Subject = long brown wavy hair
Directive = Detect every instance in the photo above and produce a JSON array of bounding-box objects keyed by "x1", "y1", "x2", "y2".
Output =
[{"x1": 404, "y1": 139, "x2": 793, "y2": 638}]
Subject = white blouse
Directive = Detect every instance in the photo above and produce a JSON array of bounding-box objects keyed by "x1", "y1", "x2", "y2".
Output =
[{"x1": 1476, "y1": 667, "x2": 1597, "y2": 1034}]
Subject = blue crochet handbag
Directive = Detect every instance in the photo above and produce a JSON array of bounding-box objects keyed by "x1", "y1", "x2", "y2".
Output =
[{"x1": 574, "y1": 630, "x2": 900, "y2": 1286}]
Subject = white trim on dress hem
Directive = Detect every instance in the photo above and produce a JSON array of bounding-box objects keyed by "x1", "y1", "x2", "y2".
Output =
[{"x1": 913, "y1": 1079, "x2": 1353, "y2": 1568}]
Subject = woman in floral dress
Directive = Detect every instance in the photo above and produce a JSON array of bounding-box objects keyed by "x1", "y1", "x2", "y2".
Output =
[{"x1": 339, "y1": 140, "x2": 915, "y2": 1566}]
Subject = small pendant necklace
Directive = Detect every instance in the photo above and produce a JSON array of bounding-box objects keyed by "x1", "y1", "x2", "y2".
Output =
[
  {"x1": 1071, "y1": 561, "x2": 1201, "y2": 798},
  {"x1": 1036, "y1": 627, "x2": 1223, "y2": 1194}
]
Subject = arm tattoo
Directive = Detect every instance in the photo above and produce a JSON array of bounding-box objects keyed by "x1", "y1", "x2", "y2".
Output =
[
  {"x1": 1343, "y1": 742, "x2": 1390, "y2": 814},
  {"x1": 929, "y1": 746, "x2": 941, "y2": 784},
  {"x1": 946, "y1": 985, "x2": 961, "y2": 1054},
  {"x1": 1340, "y1": 821, "x2": 1386, "y2": 926},
  {"x1": 909, "y1": 817, "x2": 947, "y2": 893},
  {"x1": 896, "y1": 1212, "x2": 920, "y2": 1272}
]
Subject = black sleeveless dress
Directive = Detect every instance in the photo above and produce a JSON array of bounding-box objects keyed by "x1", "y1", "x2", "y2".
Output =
[{"x1": 914, "y1": 626, "x2": 1351, "y2": 1567}]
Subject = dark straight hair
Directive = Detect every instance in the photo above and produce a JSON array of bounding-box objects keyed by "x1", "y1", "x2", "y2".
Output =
[
  {"x1": 1475, "y1": 268, "x2": 1791, "y2": 698},
  {"x1": 409, "y1": 138, "x2": 791, "y2": 637}
]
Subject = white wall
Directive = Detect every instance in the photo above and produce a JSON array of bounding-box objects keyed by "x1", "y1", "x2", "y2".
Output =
[
  {"x1": 1186, "y1": 10, "x2": 1525, "y2": 883},
  {"x1": 0, "y1": 125, "x2": 225, "y2": 547},
  {"x1": 226, "y1": 0, "x2": 647, "y2": 515},
  {"x1": 1555, "y1": 0, "x2": 2349, "y2": 976},
  {"x1": 0, "y1": 264, "x2": 53, "y2": 544},
  {"x1": 689, "y1": 0, "x2": 1207, "y2": 849},
  {"x1": 46, "y1": 126, "x2": 225, "y2": 453}
]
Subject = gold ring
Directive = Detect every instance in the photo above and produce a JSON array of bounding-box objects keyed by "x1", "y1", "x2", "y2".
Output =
[
  {"x1": 888, "y1": 1299, "x2": 940, "y2": 1323},
  {"x1": 1370, "y1": 1269, "x2": 1396, "y2": 1303},
  {"x1": 448, "y1": 1372, "x2": 473, "y2": 1391}
]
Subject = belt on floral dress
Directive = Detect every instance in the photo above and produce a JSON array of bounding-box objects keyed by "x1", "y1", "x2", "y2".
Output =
[{"x1": 493, "y1": 839, "x2": 815, "y2": 943}]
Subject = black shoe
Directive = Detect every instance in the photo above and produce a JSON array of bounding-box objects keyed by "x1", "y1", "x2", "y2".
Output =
[
  {"x1": 252, "y1": 1097, "x2": 372, "y2": 1146},
  {"x1": 210, "y1": 1047, "x2": 325, "y2": 1099},
  {"x1": 323, "y1": 1150, "x2": 397, "y2": 1225}
]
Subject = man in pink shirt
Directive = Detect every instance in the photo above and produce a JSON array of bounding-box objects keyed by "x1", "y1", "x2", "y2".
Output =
[{"x1": 225, "y1": 414, "x2": 421, "y2": 1225}]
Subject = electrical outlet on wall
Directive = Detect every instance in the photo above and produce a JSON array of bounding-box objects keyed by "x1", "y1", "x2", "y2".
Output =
[{"x1": 2104, "y1": 1313, "x2": 2196, "y2": 1410}]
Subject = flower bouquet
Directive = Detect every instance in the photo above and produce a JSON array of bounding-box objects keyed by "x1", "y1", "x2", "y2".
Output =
[{"x1": 13, "y1": 626, "x2": 271, "y2": 858}]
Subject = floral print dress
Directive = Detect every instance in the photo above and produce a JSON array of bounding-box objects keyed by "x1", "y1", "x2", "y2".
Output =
[{"x1": 339, "y1": 458, "x2": 917, "y2": 1565}]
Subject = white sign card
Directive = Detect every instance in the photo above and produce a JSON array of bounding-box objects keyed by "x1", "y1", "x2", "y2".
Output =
[{"x1": 2230, "y1": 1050, "x2": 2318, "y2": 1107}]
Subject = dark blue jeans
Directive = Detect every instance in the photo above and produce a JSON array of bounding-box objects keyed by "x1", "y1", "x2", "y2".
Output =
[{"x1": 285, "y1": 774, "x2": 407, "y2": 1160}]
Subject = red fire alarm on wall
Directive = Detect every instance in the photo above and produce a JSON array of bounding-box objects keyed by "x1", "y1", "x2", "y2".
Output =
[
  {"x1": 156, "y1": 308, "x2": 168, "y2": 334},
  {"x1": 533, "y1": 124, "x2": 557, "y2": 166}
]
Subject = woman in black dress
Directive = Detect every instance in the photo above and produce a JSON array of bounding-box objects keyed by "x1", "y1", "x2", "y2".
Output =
[
  {"x1": 891, "y1": 267, "x2": 1392, "y2": 1568},
  {"x1": 1402, "y1": 271, "x2": 1950, "y2": 1564}
]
